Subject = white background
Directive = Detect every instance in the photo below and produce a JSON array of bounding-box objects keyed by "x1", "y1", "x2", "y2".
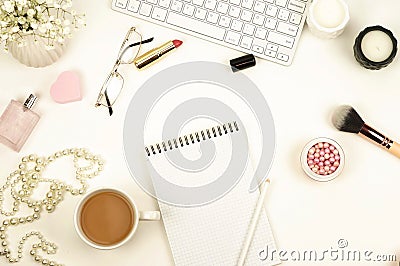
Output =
[{"x1": 1, "y1": 0, "x2": 400, "y2": 265}]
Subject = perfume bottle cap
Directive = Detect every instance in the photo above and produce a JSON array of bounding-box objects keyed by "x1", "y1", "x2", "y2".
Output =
[{"x1": 23, "y1": 94, "x2": 38, "y2": 109}]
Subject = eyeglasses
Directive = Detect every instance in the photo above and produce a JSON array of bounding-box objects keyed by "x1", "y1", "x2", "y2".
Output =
[{"x1": 95, "y1": 27, "x2": 153, "y2": 116}]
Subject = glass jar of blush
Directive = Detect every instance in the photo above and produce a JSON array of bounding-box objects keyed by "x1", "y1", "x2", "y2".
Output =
[{"x1": 301, "y1": 137, "x2": 345, "y2": 182}]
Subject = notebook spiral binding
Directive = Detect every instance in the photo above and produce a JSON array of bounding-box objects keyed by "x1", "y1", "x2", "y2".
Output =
[{"x1": 145, "y1": 121, "x2": 239, "y2": 157}]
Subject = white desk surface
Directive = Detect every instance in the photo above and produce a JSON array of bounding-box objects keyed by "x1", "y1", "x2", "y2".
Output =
[{"x1": 1, "y1": 0, "x2": 400, "y2": 265}]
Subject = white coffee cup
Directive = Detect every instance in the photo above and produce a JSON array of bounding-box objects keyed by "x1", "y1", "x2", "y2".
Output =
[
  {"x1": 306, "y1": 0, "x2": 350, "y2": 39},
  {"x1": 74, "y1": 188, "x2": 160, "y2": 250}
]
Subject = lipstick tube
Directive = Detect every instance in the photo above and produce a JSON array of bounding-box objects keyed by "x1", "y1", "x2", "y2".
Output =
[{"x1": 134, "y1": 40, "x2": 182, "y2": 69}]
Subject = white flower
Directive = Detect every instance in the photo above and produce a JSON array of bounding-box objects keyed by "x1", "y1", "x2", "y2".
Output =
[
  {"x1": 30, "y1": 22, "x2": 38, "y2": 29},
  {"x1": 17, "y1": 16, "x2": 26, "y2": 25},
  {"x1": 45, "y1": 22, "x2": 53, "y2": 30},
  {"x1": 27, "y1": 8, "x2": 35, "y2": 16},
  {"x1": 62, "y1": 26, "x2": 70, "y2": 34},
  {"x1": 3, "y1": 1, "x2": 14, "y2": 13},
  {"x1": 0, "y1": 0, "x2": 85, "y2": 51}
]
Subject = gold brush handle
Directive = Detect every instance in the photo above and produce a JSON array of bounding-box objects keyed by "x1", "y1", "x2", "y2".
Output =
[{"x1": 389, "y1": 142, "x2": 400, "y2": 158}]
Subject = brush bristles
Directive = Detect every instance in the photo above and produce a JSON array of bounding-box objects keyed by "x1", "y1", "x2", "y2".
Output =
[{"x1": 332, "y1": 105, "x2": 365, "y2": 133}]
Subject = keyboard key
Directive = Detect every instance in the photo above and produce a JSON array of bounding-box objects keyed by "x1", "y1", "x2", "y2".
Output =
[
  {"x1": 204, "y1": 0, "x2": 217, "y2": 10},
  {"x1": 219, "y1": 16, "x2": 232, "y2": 27},
  {"x1": 254, "y1": 27, "x2": 267, "y2": 39},
  {"x1": 277, "y1": 53, "x2": 289, "y2": 61},
  {"x1": 171, "y1": 0, "x2": 183, "y2": 12},
  {"x1": 275, "y1": 0, "x2": 287, "y2": 7},
  {"x1": 264, "y1": 0, "x2": 274, "y2": 3},
  {"x1": 241, "y1": 0, "x2": 254, "y2": 9},
  {"x1": 240, "y1": 35, "x2": 253, "y2": 49},
  {"x1": 253, "y1": 1, "x2": 266, "y2": 13},
  {"x1": 267, "y1": 31, "x2": 294, "y2": 48},
  {"x1": 265, "y1": 17, "x2": 277, "y2": 29},
  {"x1": 225, "y1": 31, "x2": 241, "y2": 45},
  {"x1": 266, "y1": 43, "x2": 278, "y2": 51},
  {"x1": 277, "y1": 9, "x2": 290, "y2": 21},
  {"x1": 207, "y1": 11, "x2": 219, "y2": 23},
  {"x1": 277, "y1": 21, "x2": 298, "y2": 36},
  {"x1": 288, "y1": 0, "x2": 305, "y2": 13},
  {"x1": 183, "y1": 4, "x2": 195, "y2": 16},
  {"x1": 195, "y1": 8, "x2": 207, "y2": 20},
  {"x1": 243, "y1": 23, "x2": 255, "y2": 35},
  {"x1": 289, "y1": 13, "x2": 302, "y2": 25},
  {"x1": 127, "y1": 0, "x2": 140, "y2": 12},
  {"x1": 147, "y1": 0, "x2": 158, "y2": 4},
  {"x1": 252, "y1": 44, "x2": 264, "y2": 53},
  {"x1": 231, "y1": 20, "x2": 243, "y2": 31},
  {"x1": 241, "y1": 10, "x2": 253, "y2": 21},
  {"x1": 230, "y1": 0, "x2": 241, "y2": 5},
  {"x1": 193, "y1": 0, "x2": 204, "y2": 5},
  {"x1": 152, "y1": 7, "x2": 168, "y2": 21},
  {"x1": 167, "y1": 12, "x2": 226, "y2": 40},
  {"x1": 228, "y1": 6, "x2": 241, "y2": 17},
  {"x1": 253, "y1": 14, "x2": 265, "y2": 25},
  {"x1": 265, "y1": 5, "x2": 277, "y2": 17},
  {"x1": 115, "y1": 0, "x2": 128, "y2": 8},
  {"x1": 216, "y1": 2, "x2": 229, "y2": 14},
  {"x1": 265, "y1": 49, "x2": 276, "y2": 57},
  {"x1": 139, "y1": 3, "x2": 152, "y2": 16},
  {"x1": 159, "y1": 0, "x2": 171, "y2": 8}
]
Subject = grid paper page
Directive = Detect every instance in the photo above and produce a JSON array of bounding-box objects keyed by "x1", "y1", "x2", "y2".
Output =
[{"x1": 146, "y1": 131, "x2": 280, "y2": 266}]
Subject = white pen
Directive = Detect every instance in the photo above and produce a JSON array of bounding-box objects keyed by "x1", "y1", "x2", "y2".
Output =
[{"x1": 237, "y1": 178, "x2": 271, "y2": 266}]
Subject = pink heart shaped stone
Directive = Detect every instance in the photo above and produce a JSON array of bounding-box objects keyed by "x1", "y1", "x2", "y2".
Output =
[{"x1": 50, "y1": 71, "x2": 82, "y2": 104}]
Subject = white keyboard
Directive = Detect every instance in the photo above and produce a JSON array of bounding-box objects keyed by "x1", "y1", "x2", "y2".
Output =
[{"x1": 111, "y1": 0, "x2": 310, "y2": 65}]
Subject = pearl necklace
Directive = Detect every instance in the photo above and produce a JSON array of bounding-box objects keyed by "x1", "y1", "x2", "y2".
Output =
[{"x1": 0, "y1": 148, "x2": 104, "y2": 265}]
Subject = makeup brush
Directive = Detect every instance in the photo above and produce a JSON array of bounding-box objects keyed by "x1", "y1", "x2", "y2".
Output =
[{"x1": 332, "y1": 105, "x2": 400, "y2": 158}]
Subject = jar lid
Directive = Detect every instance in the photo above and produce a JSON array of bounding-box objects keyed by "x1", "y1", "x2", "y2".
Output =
[{"x1": 230, "y1": 54, "x2": 256, "y2": 72}]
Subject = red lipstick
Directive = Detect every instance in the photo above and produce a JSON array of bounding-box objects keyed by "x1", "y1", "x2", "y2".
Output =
[{"x1": 134, "y1": 39, "x2": 183, "y2": 69}]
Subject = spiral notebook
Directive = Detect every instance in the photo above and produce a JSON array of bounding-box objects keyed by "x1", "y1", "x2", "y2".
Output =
[{"x1": 145, "y1": 122, "x2": 280, "y2": 266}]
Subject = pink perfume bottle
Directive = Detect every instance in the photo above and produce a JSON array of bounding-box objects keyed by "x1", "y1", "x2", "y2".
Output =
[{"x1": 0, "y1": 94, "x2": 40, "y2": 152}]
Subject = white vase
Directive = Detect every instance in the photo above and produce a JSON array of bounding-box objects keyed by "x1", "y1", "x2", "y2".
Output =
[{"x1": 8, "y1": 35, "x2": 66, "y2": 68}]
